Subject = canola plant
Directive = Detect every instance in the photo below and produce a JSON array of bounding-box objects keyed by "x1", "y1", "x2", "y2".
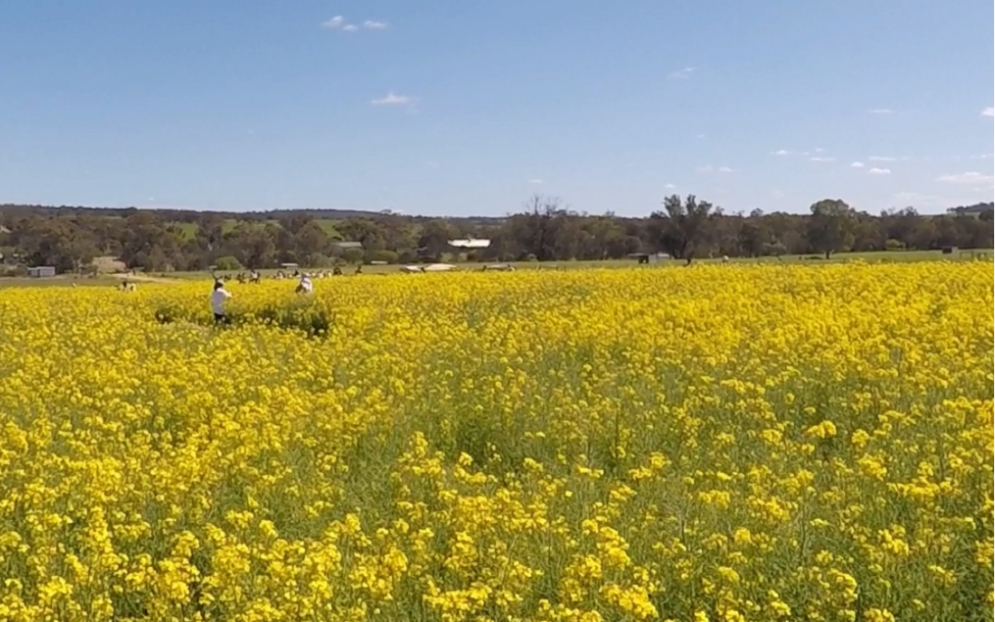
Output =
[{"x1": 0, "y1": 262, "x2": 991, "y2": 622}]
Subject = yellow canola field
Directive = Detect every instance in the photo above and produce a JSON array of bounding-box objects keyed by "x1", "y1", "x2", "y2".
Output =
[{"x1": 0, "y1": 263, "x2": 992, "y2": 622}]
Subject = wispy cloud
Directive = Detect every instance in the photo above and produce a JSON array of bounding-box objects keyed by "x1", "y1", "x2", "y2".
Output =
[
  {"x1": 667, "y1": 67, "x2": 694, "y2": 80},
  {"x1": 771, "y1": 149, "x2": 790, "y2": 156},
  {"x1": 868, "y1": 108, "x2": 894, "y2": 115},
  {"x1": 717, "y1": 166, "x2": 733, "y2": 173},
  {"x1": 868, "y1": 167, "x2": 891, "y2": 176},
  {"x1": 324, "y1": 16, "x2": 383, "y2": 32},
  {"x1": 983, "y1": 107, "x2": 994, "y2": 118},
  {"x1": 371, "y1": 92, "x2": 415, "y2": 106},
  {"x1": 868, "y1": 156, "x2": 898, "y2": 162},
  {"x1": 321, "y1": 15, "x2": 345, "y2": 28},
  {"x1": 937, "y1": 171, "x2": 994, "y2": 185},
  {"x1": 528, "y1": 179, "x2": 544, "y2": 185},
  {"x1": 810, "y1": 156, "x2": 836, "y2": 163},
  {"x1": 664, "y1": 183, "x2": 677, "y2": 189},
  {"x1": 850, "y1": 161, "x2": 865, "y2": 168},
  {"x1": 696, "y1": 165, "x2": 732, "y2": 173}
]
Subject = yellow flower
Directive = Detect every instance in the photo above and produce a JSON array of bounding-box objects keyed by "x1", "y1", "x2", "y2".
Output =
[{"x1": 0, "y1": 262, "x2": 990, "y2": 619}]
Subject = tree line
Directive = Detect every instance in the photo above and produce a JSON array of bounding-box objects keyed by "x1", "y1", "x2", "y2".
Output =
[{"x1": 0, "y1": 198, "x2": 991, "y2": 273}]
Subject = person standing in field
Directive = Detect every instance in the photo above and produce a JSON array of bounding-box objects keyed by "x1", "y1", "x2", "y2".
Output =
[
  {"x1": 211, "y1": 280, "x2": 232, "y2": 324},
  {"x1": 296, "y1": 273, "x2": 314, "y2": 295}
]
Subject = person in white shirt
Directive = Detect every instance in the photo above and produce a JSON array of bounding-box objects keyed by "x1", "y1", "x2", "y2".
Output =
[
  {"x1": 211, "y1": 280, "x2": 232, "y2": 323},
  {"x1": 296, "y1": 274, "x2": 313, "y2": 295}
]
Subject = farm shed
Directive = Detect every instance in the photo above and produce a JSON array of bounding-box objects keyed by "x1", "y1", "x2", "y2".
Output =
[
  {"x1": 28, "y1": 266, "x2": 56, "y2": 278},
  {"x1": 628, "y1": 253, "x2": 670, "y2": 264},
  {"x1": 331, "y1": 241, "x2": 363, "y2": 250}
]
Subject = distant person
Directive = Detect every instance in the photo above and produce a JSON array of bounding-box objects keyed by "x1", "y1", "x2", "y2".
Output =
[
  {"x1": 211, "y1": 280, "x2": 232, "y2": 324},
  {"x1": 296, "y1": 273, "x2": 313, "y2": 294}
]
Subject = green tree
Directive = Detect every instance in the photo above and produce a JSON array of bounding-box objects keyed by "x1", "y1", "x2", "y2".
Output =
[
  {"x1": 807, "y1": 199, "x2": 856, "y2": 258},
  {"x1": 650, "y1": 194, "x2": 714, "y2": 260},
  {"x1": 16, "y1": 217, "x2": 100, "y2": 273},
  {"x1": 342, "y1": 248, "x2": 365, "y2": 264},
  {"x1": 738, "y1": 209, "x2": 769, "y2": 257},
  {"x1": 417, "y1": 219, "x2": 458, "y2": 261}
]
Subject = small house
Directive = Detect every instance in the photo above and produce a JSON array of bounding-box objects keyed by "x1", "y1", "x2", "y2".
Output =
[
  {"x1": 628, "y1": 252, "x2": 670, "y2": 265},
  {"x1": 28, "y1": 266, "x2": 56, "y2": 278}
]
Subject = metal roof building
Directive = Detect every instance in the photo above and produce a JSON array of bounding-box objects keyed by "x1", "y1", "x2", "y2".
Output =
[
  {"x1": 28, "y1": 266, "x2": 56, "y2": 278},
  {"x1": 448, "y1": 238, "x2": 491, "y2": 249}
]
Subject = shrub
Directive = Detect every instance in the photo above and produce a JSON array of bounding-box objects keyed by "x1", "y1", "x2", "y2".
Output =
[
  {"x1": 215, "y1": 255, "x2": 243, "y2": 271},
  {"x1": 342, "y1": 248, "x2": 365, "y2": 264}
]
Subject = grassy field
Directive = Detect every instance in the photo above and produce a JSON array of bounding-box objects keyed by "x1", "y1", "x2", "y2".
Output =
[{"x1": 0, "y1": 262, "x2": 991, "y2": 621}]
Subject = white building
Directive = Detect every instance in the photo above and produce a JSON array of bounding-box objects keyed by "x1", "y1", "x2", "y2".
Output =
[{"x1": 448, "y1": 239, "x2": 491, "y2": 249}]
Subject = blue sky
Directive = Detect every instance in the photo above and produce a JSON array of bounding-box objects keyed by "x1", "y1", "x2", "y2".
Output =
[{"x1": 1, "y1": 1, "x2": 992, "y2": 216}]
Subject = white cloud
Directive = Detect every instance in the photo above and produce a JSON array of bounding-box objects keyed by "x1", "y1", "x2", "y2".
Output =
[
  {"x1": 813, "y1": 147, "x2": 825, "y2": 153},
  {"x1": 342, "y1": 24, "x2": 358, "y2": 32},
  {"x1": 868, "y1": 156, "x2": 897, "y2": 162},
  {"x1": 371, "y1": 92, "x2": 415, "y2": 106},
  {"x1": 717, "y1": 166, "x2": 733, "y2": 173},
  {"x1": 850, "y1": 161, "x2": 865, "y2": 168},
  {"x1": 810, "y1": 157, "x2": 835, "y2": 163},
  {"x1": 868, "y1": 167, "x2": 891, "y2": 176},
  {"x1": 528, "y1": 179, "x2": 544, "y2": 185},
  {"x1": 696, "y1": 165, "x2": 713, "y2": 173},
  {"x1": 771, "y1": 149, "x2": 790, "y2": 156},
  {"x1": 664, "y1": 183, "x2": 677, "y2": 189},
  {"x1": 982, "y1": 107, "x2": 994, "y2": 118},
  {"x1": 363, "y1": 20, "x2": 388, "y2": 29},
  {"x1": 667, "y1": 67, "x2": 694, "y2": 80},
  {"x1": 937, "y1": 171, "x2": 994, "y2": 185},
  {"x1": 321, "y1": 16, "x2": 345, "y2": 28},
  {"x1": 868, "y1": 108, "x2": 894, "y2": 115}
]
